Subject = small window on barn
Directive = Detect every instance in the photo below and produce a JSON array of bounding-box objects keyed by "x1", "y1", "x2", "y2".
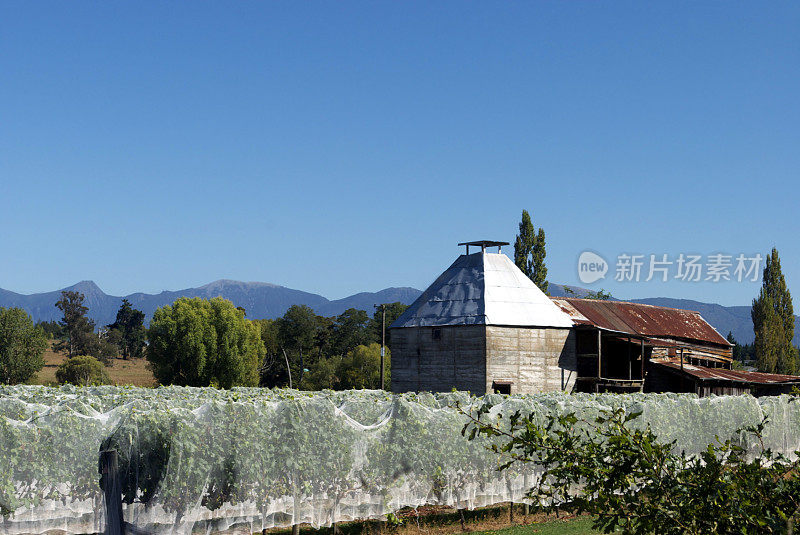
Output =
[
  {"x1": 492, "y1": 382, "x2": 512, "y2": 395},
  {"x1": 432, "y1": 327, "x2": 442, "y2": 341}
]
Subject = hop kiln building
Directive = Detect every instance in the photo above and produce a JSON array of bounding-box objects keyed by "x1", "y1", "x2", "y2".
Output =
[{"x1": 389, "y1": 241, "x2": 800, "y2": 397}]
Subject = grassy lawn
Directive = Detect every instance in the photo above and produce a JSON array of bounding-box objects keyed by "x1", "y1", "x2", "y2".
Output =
[
  {"x1": 265, "y1": 506, "x2": 600, "y2": 535},
  {"x1": 33, "y1": 340, "x2": 157, "y2": 386},
  {"x1": 474, "y1": 517, "x2": 600, "y2": 535}
]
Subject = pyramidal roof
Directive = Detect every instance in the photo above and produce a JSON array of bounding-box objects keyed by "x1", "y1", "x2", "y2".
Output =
[{"x1": 391, "y1": 251, "x2": 573, "y2": 328}]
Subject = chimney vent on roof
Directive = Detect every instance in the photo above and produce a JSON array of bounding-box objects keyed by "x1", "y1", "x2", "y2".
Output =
[{"x1": 457, "y1": 240, "x2": 510, "y2": 254}]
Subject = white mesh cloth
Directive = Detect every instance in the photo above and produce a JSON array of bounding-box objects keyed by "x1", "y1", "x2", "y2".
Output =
[{"x1": 0, "y1": 386, "x2": 798, "y2": 534}]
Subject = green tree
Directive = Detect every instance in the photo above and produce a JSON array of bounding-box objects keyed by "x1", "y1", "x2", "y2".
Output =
[
  {"x1": 55, "y1": 355, "x2": 110, "y2": 386},
  {"x1": 300, "y1": 343, "x2": 390, "y2": 390},
  {"x1": 107, "y1": 299, "x2": 146, "y2": 360},
  {"x1": 752, "y1": 248, "x2": 798, "y2": 374},
  {"x1": 299, "y1": 354, "x2": 343, "y2": 390},
  {"x1": 254, "y1": 318, "x2": 280, "y2": 356},
  {"x1": 332, "y1": 308, "x2": 370, "y2": 356},
  {"x1": 0, "y1": 307, "x2": 48, "y2": 384},
  {"x1": 533, "y1": 227, "x2": 548, "y2": 292},
  {"x1": 146, "y1": 297, "x2": 264, "y2": 388},
  {"x1": 727, "y1": 332, "x2": 753, "y2": 363},
  {"x1": 585, "y1": 288, "x2": 613, "y2": 300},
  {"x1": 35, "y1": 320, "x2": 63, "y2": 338},
  {"x1": 54, "y1": 291, "x2": 94, "y2": 357},
  {"x1": 367, "y1": 302, "x2": 409, "y2": 347},
  {"x1": 93, "y1": 330, "x2": 121, "y2": 365},
  {"x1": 339, "y1": 343, "x2": 388, "y2": 389},
  {"x1": 513, "y1": 210, "x2": 548, "y2": 293},
  {"x1": 276, "y1": 304, "x2": 320, "y2": 384},
  {"x1": 253, "y1": 318, "x2": 288, "y2": 387},
  {"x1": 313, "y1": 315, "x2": 335, "y2": 360},
  {"x1": 52, "y1": 291, "x2": 118, "y2": 363}
]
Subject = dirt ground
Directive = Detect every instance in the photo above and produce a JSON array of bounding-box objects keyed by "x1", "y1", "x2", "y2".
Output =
[
  {"x1": 263, "y1": 504, "x2": 594, "y2": 535},
  {"x1": 34, "y1": 341, "x2": 157, "y2": 387}
]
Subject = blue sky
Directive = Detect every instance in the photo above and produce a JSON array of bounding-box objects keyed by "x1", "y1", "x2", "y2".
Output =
[{"x1": 1, "y1": 2, "x2": 798, "y2": 306}]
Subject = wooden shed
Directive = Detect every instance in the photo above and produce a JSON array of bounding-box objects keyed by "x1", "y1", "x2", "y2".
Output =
[
  {"x1": 389, "y1": 241, "x2": 576, "y2": 394},
  {"x1": 551, "y1": 298, "x2": 735, "y2": 393},
  {"x1": 647, "y1": 359, "x2": 800, "y2": 396}
]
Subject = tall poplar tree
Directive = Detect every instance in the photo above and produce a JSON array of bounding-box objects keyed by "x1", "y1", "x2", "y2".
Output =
[
  {"x1": 533, "y1": 227, "x2": 548, "y2": 292},
  {"x1": 514, "y1": 210, "x2": 549, "y2": 293},
  {"x1": 751, "y1": 248, "x2": 798, "y2": 374}
]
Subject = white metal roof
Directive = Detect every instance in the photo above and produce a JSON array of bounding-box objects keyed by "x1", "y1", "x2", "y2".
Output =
[{"x1": 391, "y1": 251, "x2": 574, "y2": 328}]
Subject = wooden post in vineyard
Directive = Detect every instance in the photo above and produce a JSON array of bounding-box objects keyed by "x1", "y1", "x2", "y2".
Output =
[{"x1": 101, "y1": 450, "x2": 124, "y2": 535}]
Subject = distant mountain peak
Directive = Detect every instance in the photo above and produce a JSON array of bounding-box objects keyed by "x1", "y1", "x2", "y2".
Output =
[
  {"x1": 65, "y1": 280, "x2": 104, "y2": 295},
  {"x1": 1, "y1": 280, "x2": 788, "y2": 347},
  {"x1": 199, "y1": 279, "x2": 282, "y2": 291}
]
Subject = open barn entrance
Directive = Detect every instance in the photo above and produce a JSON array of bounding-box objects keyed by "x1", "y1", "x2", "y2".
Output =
[{"x1": 574, "y1": 328, "x2": 648, "y2": 393}]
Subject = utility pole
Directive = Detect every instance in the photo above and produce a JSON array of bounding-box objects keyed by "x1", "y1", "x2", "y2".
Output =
[{"x1": 375, "y1": 304, "x2": 386, "y2": 390}]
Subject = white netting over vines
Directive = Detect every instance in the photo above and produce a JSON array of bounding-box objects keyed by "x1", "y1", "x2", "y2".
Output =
[{"x1": 1, "y1": 386, "x2": 798, "y2": 534}]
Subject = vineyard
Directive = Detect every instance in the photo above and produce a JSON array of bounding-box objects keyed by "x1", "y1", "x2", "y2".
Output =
[{"x1": 1, "y1": 387, "x2": 799, "y2": 534}]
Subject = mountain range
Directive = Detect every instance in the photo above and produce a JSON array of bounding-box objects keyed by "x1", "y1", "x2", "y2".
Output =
[
  {"x1": 0, "y1": 280, "x2": 420, "y2": 328},
  {"x1": 0, "y1": 280, "x2": 795, "y2": 346}
]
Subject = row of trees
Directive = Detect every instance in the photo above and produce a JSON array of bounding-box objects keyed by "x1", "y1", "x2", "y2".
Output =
[
  {"x1": 726, "y1": 332, "x2": 755, "y2": 363},
  {"x1": 40, "y1": 292, "x2": 147, "y2": 365},
  {"x1": 148, "y1": 298, "x2": 407, "y2": 389},
  {"x1": 0, "y1": 288, "x2": 407, "y2": 388},
  {"x1": 255, "y1": 302, "x2": 407, "y2": 388}
]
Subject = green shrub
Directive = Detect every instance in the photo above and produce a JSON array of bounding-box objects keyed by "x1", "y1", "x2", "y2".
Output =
[
  {"x1": 147, "y1": 297, "x2": 264, "y2": 388},
  {"x1": 55, "y1": 355, "x2": 110, "y2": 386}
]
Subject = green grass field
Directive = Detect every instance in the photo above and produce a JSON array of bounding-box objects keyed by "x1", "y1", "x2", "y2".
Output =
[
  {"x1": 475, "y1": 517, "x2": 600, "y2": 535},
  {"x1": 265, "y1": 509, "x2": 600, "y2": 535}
]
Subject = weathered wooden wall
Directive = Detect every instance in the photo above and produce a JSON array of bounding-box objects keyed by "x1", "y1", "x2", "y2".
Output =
[
  {"x1": 649, "y1": 339, "x2": 733, "y2": 362},
  {"x1": 485, "y1": 326, "x2": 577, "y2": 394},
  {"x1": 389, "y1": 325, "x2": 486, "y2": 393},
  {"x1": 390, "y1": 325, "x2": 578, "y2": 394}
]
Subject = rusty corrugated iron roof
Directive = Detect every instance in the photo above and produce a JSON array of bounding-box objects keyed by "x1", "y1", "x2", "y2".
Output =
[
  {"x1": 551, "y1": 297, "x2": 732, "y2": 347},
  {"x1": 653, "y1": 358, "x2": 800, "y2": 384}
]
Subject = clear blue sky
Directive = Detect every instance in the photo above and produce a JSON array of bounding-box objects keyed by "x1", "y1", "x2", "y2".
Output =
[{"x1": 1, "y1": 2, "x2": 798, "y2": 306}]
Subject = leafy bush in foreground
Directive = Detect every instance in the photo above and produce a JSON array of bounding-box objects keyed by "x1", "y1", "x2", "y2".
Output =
[{"x1": 463, "y1": 403, "x2": 800, "y2": 535}]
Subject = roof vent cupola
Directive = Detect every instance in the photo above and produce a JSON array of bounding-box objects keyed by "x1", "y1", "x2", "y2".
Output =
[{"x1": 457, "y1": 240, "x2": 510, "y2": 255}]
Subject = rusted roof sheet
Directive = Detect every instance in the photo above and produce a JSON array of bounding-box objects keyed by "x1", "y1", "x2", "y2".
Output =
[
  {"x1": 551, "y1": 298, "x2": 731, "y2": 347},
  {"x1": 654, "y1": 358, "x2": 800, "y2": 384}
]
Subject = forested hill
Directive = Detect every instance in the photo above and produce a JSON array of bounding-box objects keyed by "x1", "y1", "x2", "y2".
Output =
[{"x1": 1, "y1": 281, "x2": 796, "y2": 345}]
